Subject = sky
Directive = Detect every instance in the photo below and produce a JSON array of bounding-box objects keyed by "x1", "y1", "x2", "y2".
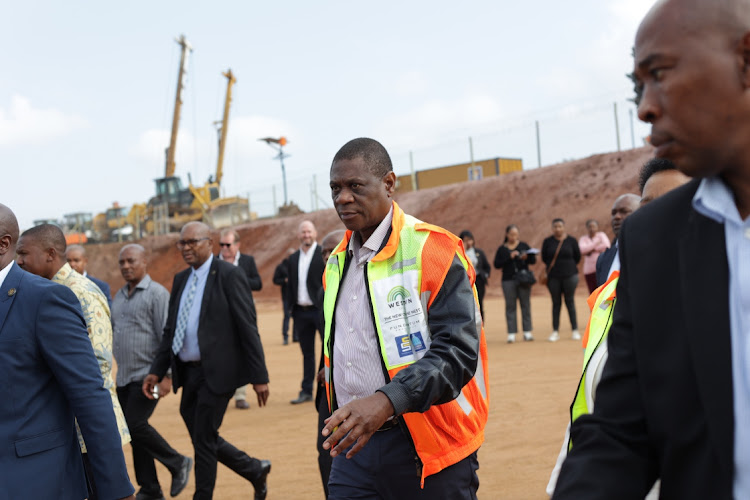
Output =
[{"x1": 2, "y1": 0, "x2": 657, "y2": 231}]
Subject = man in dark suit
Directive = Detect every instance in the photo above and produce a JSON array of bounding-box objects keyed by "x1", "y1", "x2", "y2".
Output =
[
  {"x1": 218, "y1": 228, "x2": 262, "y2": 410},
  {"x1": 143, "y1": 222, "x2": 271, "y2": 500},
  {"x1": 554, "y1": 0, "x2": 750, "y2": 497},
  {"x1": 594, "y1": 193, "x2": 639, "y2": 286},
  {"x1": 273, "y1": 249, "x2": 295, "y2": 345},
  {"x1": 0, "y1": 203, "x2": 135, "y2": 500},
  {"x1": 66, "y1": 243, "x2": 112, "y2": 307},
  {"x1": 287, "y1": 220, "x2": 324, "y2": 404}
]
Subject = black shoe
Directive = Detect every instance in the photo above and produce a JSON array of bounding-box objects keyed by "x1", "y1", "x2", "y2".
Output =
[
  {"x1": 290, "y1": 391, "x2": 313, "y2": 404},
  {"x1": 292, "y1": 336, "x2": 299, "y2": 342},
  {"x1": 251, "y1": 460, "x2": 271, "y2": 500},
  {"x1": 283, "y1": 338, "x2": 289, "y2": 345},
  {"x1": 170, "y1": 455, "x2": 192, "y2": 497},
  {"x1": 135, "y1": 491, "x2": 165, "y2": 500}
]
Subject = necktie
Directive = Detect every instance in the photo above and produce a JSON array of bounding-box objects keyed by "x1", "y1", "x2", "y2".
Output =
[{"x1": 172, "y1": 273, "x2": 198, "y2": 355}]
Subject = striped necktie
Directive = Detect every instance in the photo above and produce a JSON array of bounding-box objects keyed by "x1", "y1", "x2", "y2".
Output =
[{"x1": 172, "y1": 273, "x2": 199, "y2": 355}]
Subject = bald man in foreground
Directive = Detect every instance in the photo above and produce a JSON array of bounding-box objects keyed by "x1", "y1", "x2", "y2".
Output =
[
  {"x1": 0, "y1": 204, "x2": 134, "y2": 499},
  {"x1": 554, "y1": 0, "x2": 750, "y2": 497}
]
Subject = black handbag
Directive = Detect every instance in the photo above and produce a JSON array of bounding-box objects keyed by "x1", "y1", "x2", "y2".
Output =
[
  {"x1": 512, "y1": 254, "x2": 536, "y2": 286},
  {"x1": 514, "y1": 268, "x2": 536, "y2": 286}
]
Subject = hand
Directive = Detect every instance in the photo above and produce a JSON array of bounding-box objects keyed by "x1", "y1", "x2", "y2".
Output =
[
  {"x1": 253, "y1": 383, "x2": 270, "y2": 407},
  {"x1": 118, "y1": 495, "x2": 136, "y2": 500},
  {"x1": 510, "y1": 250, "x2": 520, "y2": 259},
  {"x1": 519, "y1": 253, "x2": 528, "y2": 261},
  {"x1": 316, "y1": 368, "x2": 325, "y2": 386},
  {"x1": 157, "y1": 377, "x2": 172, "y2": 399},
  {"x1": 142, "y1": 374, "x2": 159, "y2": 400},
  {"x1": 322, "y1": 392, "x2": 394, "y2": 459}
]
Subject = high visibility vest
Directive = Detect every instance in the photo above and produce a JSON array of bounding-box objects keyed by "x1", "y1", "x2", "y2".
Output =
[
  {"x1": 570, "y1": 271, "x2": 619, "y2": 434},
  {"x1": 322, "y1": 202, "x2": 489, "y2": 486}
]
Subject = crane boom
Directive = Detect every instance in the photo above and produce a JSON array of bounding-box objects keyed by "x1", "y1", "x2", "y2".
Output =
[
  {"x1": 214, "y1": 69, "x2": 236, "y2": 186},
  {"x1": 165, "y1": 34, "x2": 192, "y2": 178}
]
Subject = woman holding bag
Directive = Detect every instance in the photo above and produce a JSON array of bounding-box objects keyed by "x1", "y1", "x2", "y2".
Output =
[
  {"x1": 494, "y1": 224, "x2": 536, "y2": 343},
  {"x1": 541, "y1": 218, "x2": 581, "y2": 342}
]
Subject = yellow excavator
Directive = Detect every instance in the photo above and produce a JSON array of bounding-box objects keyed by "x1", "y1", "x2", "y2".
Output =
[{"x1": 148, "y1": 35, "x2": 251, "y2": 234}]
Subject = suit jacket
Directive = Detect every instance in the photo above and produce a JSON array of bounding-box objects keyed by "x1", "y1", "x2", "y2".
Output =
[
  {"x1": 86, "y1": 274, "x2": 112, "y2": 308},
  {"x1": 555, "y1": 180, "x2": 734, "y2": 499},
  {"x1": 473, "y1": 247, "x2": 491, "y2": 288},
  {"x1": 238, "y1": 253, "x2": 262, "y2": 291},
  {"x1": 287, "y1": 245, "x2": 324, "y2": 310},
  {"x1": 0, "y1": 263, "x2": 133, "y2": 499},
  {"x1": 273, "y1": 257, "x2": 290, "y2": 302},
  {"x1": 150, "y1": 258, "x2": 269, "y2": 395},
  {"x1": 594, "y1": 244, "x2": 618, "y2": 287}
]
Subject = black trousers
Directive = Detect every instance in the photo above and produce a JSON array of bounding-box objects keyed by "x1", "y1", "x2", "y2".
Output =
[
  {"x1": 316, "y1": 385, "x2": 333, "y2": 498},
  {"x1": 547, "y1": 274, "x2": 579, "y2": 331},
  {"x1": 180, "y1": 364, "x2": 264, "y2": 500},
  {"x1": 117, "y1": 381, "x2": 184, "y2": 497},
  {"x1": 293, "y1": 307, "x2": 323, "y2": 395}
]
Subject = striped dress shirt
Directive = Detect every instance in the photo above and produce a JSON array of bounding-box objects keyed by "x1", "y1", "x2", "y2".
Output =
[
  {"x1": 333, "y1": 205, "x2": 394, "y2": 408},
  {"x1": 112, "y1": 274, "x2": 170, "y2": 386}
]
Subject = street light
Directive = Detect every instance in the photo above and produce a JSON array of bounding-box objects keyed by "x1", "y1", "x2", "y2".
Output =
[{"x1": 259, "y1": 136, "x2": 290, "y2": 207}]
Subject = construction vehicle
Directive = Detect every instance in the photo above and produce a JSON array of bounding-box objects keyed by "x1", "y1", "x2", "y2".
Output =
[
  {"x1": 92, "y1": 202, "x2": 148, "y2": 242},
  {"x1": 147, "y1": 36, "x2": 251, "y2": 234}
]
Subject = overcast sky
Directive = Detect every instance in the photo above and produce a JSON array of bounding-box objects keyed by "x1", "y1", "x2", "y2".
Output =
[{"x1": 2, "y1": 0, "x2": 657, "y2": 230}]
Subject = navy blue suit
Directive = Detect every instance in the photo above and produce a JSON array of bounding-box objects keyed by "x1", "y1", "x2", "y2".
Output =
[
  {"x1": 87, "y1": 274, "x2": 112, "y2": 308},
  {"x1": 0, "y1": 263, "x2": 133, "y2": 499}
]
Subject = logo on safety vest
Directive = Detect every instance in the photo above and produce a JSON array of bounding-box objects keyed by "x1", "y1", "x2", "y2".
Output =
[
  {"x1": 396, "y1": 332, "x2": 426, "y2": 357},
  {"x1": 387, "y1": 286, "x2": 413, "y2": 308}
]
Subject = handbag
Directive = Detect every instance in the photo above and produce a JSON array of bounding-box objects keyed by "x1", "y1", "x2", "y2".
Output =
[
  {"x1": 514, "y1": 268, "x2": 537, "y2": 286},
  {"x1": 539, "y1": 238, "x2": 563, "y2": 286},
  {"x1": 508, "y1": 245, "x2": 536, "y2": 286}
]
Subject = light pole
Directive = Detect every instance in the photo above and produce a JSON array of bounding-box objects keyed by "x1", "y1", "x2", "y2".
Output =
[{"x1": 259, "y1": 136, "x2": 290, "y2": 206}]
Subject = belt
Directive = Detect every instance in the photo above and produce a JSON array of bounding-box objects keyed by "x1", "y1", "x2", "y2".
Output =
[
  {"x1": 295, "y1": 305, "x2": 317, "y2": 312},
  {"x1": 377, "y1": 417, "x2": 400, "y2": 432}
]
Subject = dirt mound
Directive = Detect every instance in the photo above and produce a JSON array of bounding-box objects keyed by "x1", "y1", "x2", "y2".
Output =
[{"x1": 85, "y1": 146, "x2": 654, "y2": 298}]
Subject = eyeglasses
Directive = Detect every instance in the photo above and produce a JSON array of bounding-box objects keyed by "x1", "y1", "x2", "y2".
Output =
[
  {"x1": 219, "y1": 243, "x2": 235, "y2": 248},
  {"x1": 176, "y1": 237, "x2": 210, "y2": 249}
]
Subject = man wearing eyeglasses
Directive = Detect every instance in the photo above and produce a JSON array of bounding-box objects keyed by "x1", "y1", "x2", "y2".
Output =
[
  {"x1": 143, "y1": 222, "x2": 271, "y2": 500},
  {"x1": 218, "y1": 228, "x2": 262, "y2": 410}
]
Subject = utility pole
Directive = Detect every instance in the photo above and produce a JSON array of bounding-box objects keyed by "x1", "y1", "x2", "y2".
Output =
[
  {"x1": 629, "y1": 108, "x2": 636, "y2": 149},
  {"x1": 259, "y1": 137, "x2": 290, "y2": 206},
  {"x1": 614, "y1": 102, "x2": 622, "y2": 152},
  {"x1": 165, "y1": 35, "x2": 192, "y2": 178},
  {"x1": 409, "y1": 151, "x2": 417, "y2": 191},
  {"x1": 535, "y1": 120, "x2": 542, "y2": 168}
]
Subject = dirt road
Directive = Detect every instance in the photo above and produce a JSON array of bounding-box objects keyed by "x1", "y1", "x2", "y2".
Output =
[{"x1": 126, "y1": 293, "x2": 589, "y2": 499}]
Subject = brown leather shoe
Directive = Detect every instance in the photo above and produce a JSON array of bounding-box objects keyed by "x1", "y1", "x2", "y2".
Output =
[{"x1": 235, "y1": 399, "x2": 250, "y2": 409}]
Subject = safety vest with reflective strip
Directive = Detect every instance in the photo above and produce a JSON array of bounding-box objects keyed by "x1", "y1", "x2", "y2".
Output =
[
  {"x1": 570, "y1": 271, "x2": 619, "y2": 437},
  {"x1": 322, "y1": 202, "x2": 489, "y2": 486}
]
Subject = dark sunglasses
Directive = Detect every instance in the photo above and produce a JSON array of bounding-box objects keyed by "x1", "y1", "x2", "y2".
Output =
[{"x1": 219, "y1": 243, "x2": 235, "y2": 248}]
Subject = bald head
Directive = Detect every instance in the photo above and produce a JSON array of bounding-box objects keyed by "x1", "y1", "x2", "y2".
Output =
[
  {"x1": 119, "y1": 244, "x2": 148, "y2": 288},
  {"x1": 633, "y1": 0, "x2": 750, "y2": 184},
  {"x1": 611, "y1": 194, "x2": 640, "y2": 238},
  {"x1": 0, "y1": 204, "x2": 19, "y2": 269},
  {"x1": 65, "y1": 244, "x2": 88, "y2": 275},
  {"x1": 179, "y1": 221, "x2": 213, "y2": 268},
  {"x1": 297, "y1": 220, "x2": 317, "y2": 249},
  {"x1": 321, "y1": 229, "x2": 346, "y2": 262}
]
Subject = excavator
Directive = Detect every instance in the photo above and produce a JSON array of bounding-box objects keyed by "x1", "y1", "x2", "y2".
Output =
[{"x1": 148, "y1": 35, "x2": 251, "y2": 234}]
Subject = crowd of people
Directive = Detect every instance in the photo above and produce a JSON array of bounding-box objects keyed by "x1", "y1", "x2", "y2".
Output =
[{"x1": 4, "y1": 0, "x2": 750, "y2": 497}]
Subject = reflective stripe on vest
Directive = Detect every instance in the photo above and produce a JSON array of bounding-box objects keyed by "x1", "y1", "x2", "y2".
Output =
[
  {"x1": 569, "y1": 272, "x2": 619, "y2": 449},
  {"x1": 322, "y1": 201, "x2": 489, "y2": 486}
]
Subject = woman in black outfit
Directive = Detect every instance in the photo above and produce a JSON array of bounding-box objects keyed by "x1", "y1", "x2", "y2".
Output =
[
  {"x1": 494, "y1": 224, "x2": 536, "y2": 343},
  {"x1": 459, "y1": 230, "x2": 491, "y2": 321},
  {"x1": 541, "y1": 218, "x2": 581, "y2": 342}
]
